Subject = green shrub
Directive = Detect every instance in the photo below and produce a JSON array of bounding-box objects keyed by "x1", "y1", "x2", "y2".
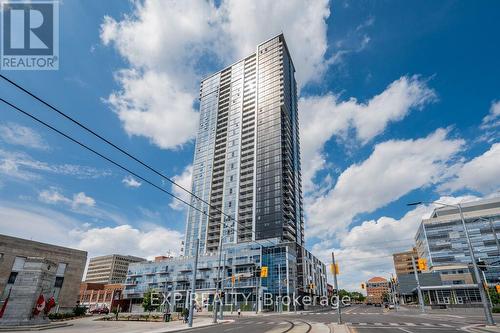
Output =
[
  {"x1": 492, "y1": 307, "x2": 500, "y2": 313},
  {"x1": 73, "y1": 305, "x2": 87, "y2": 316}
]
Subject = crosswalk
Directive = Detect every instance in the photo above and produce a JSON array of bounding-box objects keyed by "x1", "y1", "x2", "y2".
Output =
[
  {"x1": 349, "y1": 322, "x2": 454, "y2": 328},
  {"x1": 304, "y1": 312, "x2": 382, "y2": 315}
]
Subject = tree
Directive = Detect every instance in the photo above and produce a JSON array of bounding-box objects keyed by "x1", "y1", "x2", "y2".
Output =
[{"x1": 142, "y1": 290, "x2": 159, "y2": 314}]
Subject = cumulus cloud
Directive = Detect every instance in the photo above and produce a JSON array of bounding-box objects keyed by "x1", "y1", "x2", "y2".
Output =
[
  {"x1": 122, "y1": 175, "x2": 142, "y2": 188},
  {"x1": 169, "y1": 164, "x2": 193, "y2": 211},
  {"x1": 0, "y1": 122, "x2": 49, "y2": 150},
  {"x1": 101, "y1": 0, "x2": 331, "y2": 150},
  {"x1": 306, "y1": 128, "x2": 464, "y2": 239},
  {"x1": 310, "y1": 195, "x2": 479, "y2": 291},
  {"x1": 0, "y1": 200, "x2": 183, "y2": 259},
  {"x1": 439, "y1": 143, "x2": 500, "y2": 195},
  {"x1": 73, "y1": 225, "x2": 183, "y2": 259},
  {"x1": 299, "y1": 75, "x2": 437, "y2": 191},
  {"x1": 39, "y1": 188, "x2": 96, "y2": 208}
]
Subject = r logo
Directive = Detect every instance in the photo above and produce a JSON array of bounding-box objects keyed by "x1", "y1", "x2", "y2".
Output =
[{"x1": 1, "y1": 1, "x2": 59, "y2": 70}]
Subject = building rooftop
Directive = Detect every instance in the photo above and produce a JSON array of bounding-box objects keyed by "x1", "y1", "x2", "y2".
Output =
[
  {"x1": 431, "y1": 196, "x2": 500, "y2": 218},
  {"x1": 367, "y1": 276, "x2": 388, "y2": 283}
]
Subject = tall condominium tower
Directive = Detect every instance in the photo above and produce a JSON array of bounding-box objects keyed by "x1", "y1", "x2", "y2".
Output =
[{"x1": 184, "y1": 34, "x2": 304, "y2": 256}]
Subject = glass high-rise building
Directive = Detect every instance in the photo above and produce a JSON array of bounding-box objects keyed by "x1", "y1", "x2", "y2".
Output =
[{"x1": 184, "y1": 34, "x2": 304, "y2": 256}]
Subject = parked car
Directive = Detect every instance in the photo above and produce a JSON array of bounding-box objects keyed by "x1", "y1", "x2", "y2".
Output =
[
  {"x1": 90, "y1": 307, "x2": 109, "y2": 315},
  {"x1": 388, "y1": 303, "x2": 395, "y2": 310},
  {"x1": 374, "y1": 303, "x2": 382, "y2": 307}
]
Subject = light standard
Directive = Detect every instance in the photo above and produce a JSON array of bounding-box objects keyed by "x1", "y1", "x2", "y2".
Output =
[
  {"x1": 408, "y1": 200, "x2": 495, "y2": 325},
  {"x1": 213, "y1": 217, "x2": 233, "y2": 323}
]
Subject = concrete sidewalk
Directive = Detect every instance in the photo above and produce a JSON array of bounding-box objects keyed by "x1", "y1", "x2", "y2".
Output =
[{"x1": 2, "y1": 315, "x2": 233, "y2": 332}]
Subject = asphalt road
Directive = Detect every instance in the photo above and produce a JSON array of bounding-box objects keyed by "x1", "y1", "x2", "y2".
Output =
[{"x1": 186, "y1": 304, "x2": 497, "y2": 333}]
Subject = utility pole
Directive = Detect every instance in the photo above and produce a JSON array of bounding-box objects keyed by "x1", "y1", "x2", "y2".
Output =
[
  {"x1": 213, "y1": 228, "x2": 224, "y2": 323},
  {"x1": 278, "y1": 262, "x2": 282, "y2": 313},
  {"x1": 231, "y1": 263, "x2": 235, "y2": 314},
  {"x1": 411, "y1": 256, "x2": 425, "y2": 312},
  {"x1": 220, "y1": 253, "x2": 226, "y2": 320},
  {"x1": 188, "y1": 239, "x2": 199, "y2": 327},
  {"x1": 331, "y1": 252, "x2": 341, "y2": 324}
]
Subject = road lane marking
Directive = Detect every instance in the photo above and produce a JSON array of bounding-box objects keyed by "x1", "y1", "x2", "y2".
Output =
[{"x1": 398, "y1": 328, "x2": 414, "y2": 333}]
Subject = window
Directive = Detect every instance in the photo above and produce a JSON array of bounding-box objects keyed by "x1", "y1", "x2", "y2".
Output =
[
  {"x1": 56, "y1": 263, "x2": 67, "y2": 277},
  {"x1": 12, "y1": 257, "x2": 26, "y2": 271},
  {"x1": 7, "y1": 272, "x2": 18, "y2": 284},
  {"x1": 54, "y1": 276, "x2": 64, "y2": 288}
]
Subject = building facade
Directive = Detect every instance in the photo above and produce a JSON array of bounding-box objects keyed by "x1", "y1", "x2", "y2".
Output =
[
  {"x1": 85, "y1": 254, "x2": 145, "y2": 284},
  {"x1": 415, "y1": 197, "x2": 500, "y2": 284},
  {"x1": 0, "y1": 234, "x2": 87, "y2": 312},
  {"x1": 78, "y1": 283, "x2": 126, "y2": 312},
  {"x1": 184, "y1": 33, "x2": 303, "y2": 256},
  {"x1": 366, "y1": 277, "x2": 390, "y2": 304},
  {"x1": 178, "y1": 33, "x2": 325, "y2": 305},
  {"x1": 393, "y1": 248, "x2": 421, "y2": 276},
  {"x1": 123, "y1": 242, "x2": 326, "y2": 312}
]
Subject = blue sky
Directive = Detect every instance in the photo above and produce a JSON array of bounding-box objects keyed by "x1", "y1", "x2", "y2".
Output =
[{"x1": 1, "y1": 0, "x2": 499, "y2": 289}]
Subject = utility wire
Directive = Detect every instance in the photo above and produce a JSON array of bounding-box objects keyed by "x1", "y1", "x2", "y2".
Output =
[
  {"x1": 0, "y1": 74, "x2": 280, "y2": 249},
  {"x1": 0, "y1": 74, "x2": 245, "y2": 230},
  {"x1": 0, "y1": 97, "x2": 278, "y2": 250}
]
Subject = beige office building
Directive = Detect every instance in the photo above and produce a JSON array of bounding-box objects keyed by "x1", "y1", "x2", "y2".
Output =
[
  {"x1": 393, "y1": 247, "x2": 421, "y2": 276},
  {"x1": 0, "y1": 234, "x2": 87, "y2": 312},
  {"x1": 85, "y1": 254, "x2": 145, "y2": 284}
]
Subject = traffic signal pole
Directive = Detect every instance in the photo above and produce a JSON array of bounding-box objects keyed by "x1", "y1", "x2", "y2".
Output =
[
  {"x1": 411, "y1": 256, "x2": 425, "y2": 313},
  {"x1": 188, "y1": 238, "x2": 199, "y2": 327},
  {"x1": 331, "y1": 252, "x2": 341, "y2": 324}
]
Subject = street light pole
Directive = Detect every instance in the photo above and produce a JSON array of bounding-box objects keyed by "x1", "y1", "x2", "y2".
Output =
[
  {"x1": 188, "y1": 238, "x2": 199, "y2": 328},
  {"x1": 456, "y1": 204, "x2": 495, "y2": 326},
  {"x1": 212, "y1": 219, "x2": 227, "y2": 324}
]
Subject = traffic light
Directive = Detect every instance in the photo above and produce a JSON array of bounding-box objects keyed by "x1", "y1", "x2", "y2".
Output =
[
  {"x1": 254, "y1": 267, "x2": 261, "y2": 278},
  {"x1": 495, "y1": 285, "x2": 500, "y2": 294},
  {"x1": 231, "y1": 275, "x2": 236, "y2": 284},
  {"x1": 330, "y1": 263, "x2": 340, "y2": 275},
  {"x1": 260, "y1": 266, "x2": 268, "y2": 278},
  {"x1": 477, "y1": 260, "x2": 487, "y2": 271},
  {"x1": 417, "y1": 258, "x2": 427, "y2": 271},
  {"x1": 361, "y1": 283, "x2": 365, "y2": 289}
]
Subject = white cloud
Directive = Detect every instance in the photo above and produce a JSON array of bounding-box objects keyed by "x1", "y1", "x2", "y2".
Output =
[
  {"x1": 72, "y1": 192, "x2": 96, "y2": 208},
  {"x1": 39, "y1": 188, "x2": 96, "y2": 208},
  {"x1": 481, "y1": 100, "x2": 500, "y2": 129},
  {"x1": 439, "y1": 143, "x2": 500, "y2": 195},
  {"x1": 101, "y1": 0, "x2": 331, "y2": 150},
  {"x1": 0, "y1": 200, "x2": 183, "y2": 259},
  {"x1": 219, "y1": 0, "x2": 331, "y2": 87},
  {"x1": 0, "y1": 122, "x2": 49, "y2": 150},
  {"x1": 72, "y1": 225, "x2": 183, "y2": 259},
  {"x1": 0, "y1": 149, "x2": 111, "y2": 181},
  {"x1": 122, "y1": 175, "x2": 142, "y2": 188},
  {"x1": 299, "y1": 75, "x2": 437, "y2": 191},
  {"x1": 306, "y1": 128, "x2": 464, "y2": 239},
  {"x1": 310, "y1": 195, "x2": 479, "y2": 291},
  {"x1": 170, "y1": 164, "x2": 193, "y2": 211}
]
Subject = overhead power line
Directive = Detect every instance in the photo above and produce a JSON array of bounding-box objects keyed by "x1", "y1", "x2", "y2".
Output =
[
  {"x1": 0, "y1": 74, "x2": 255, "y2": 244},
  {"x1": 0, "y1": 97, "x2": 279, "y2": 250}
]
